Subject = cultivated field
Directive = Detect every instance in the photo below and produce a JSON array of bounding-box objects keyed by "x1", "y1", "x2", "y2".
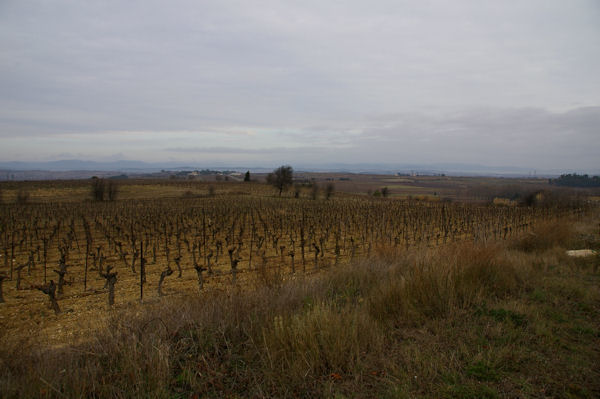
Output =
[
  {"x1": 0, "y1": 177, "x2": 598, "y2": 398},
  {"x1": 0, "y1": 179, "x2": 578, "y2": 340}
]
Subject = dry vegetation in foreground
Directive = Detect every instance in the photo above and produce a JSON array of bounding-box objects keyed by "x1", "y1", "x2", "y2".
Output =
[{"x1": 1, "y1": 217, "x2": 599, "y2": 398}]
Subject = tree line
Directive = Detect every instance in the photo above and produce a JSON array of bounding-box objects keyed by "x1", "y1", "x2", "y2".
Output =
[{"x1": 550, "y1": 173, "x2": 600, "y2": 188}]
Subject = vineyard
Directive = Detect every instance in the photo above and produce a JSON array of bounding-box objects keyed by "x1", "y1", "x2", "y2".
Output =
[
  {"x1": 0, "y1": 180, "x2": 598, "y2": 398},
  {"x1": 0, "y1": 185, "x2": 584, "y2": 343}
]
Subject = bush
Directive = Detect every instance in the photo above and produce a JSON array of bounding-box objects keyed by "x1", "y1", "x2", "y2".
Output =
[{"x1": 15, "y1": 190, "x2": 29, "y2": 204}]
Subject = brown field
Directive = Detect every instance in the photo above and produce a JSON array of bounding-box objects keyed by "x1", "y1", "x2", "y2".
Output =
[
  {"x1": 0, "y1": 173, "x2": 581, "y2": 203},
  {"x1": 291, "y1": 173, "x2": 557, "y2": 200},
  {"x1": 0, "y1": 176, "x2": 598, "y2": 397},
  {"x1": 0, "y1": 177, "x2": 589, "y2": 342}
]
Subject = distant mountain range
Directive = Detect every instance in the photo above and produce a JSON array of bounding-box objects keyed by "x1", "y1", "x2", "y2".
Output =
[
  {"x1": 0, "y1": 159, "x2": 597, "y2": 180},
  {"x1": 0, "y1": 160, "x2": 164, "y2": 172}
]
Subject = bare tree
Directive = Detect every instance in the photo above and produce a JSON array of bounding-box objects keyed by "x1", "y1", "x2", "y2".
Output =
[
  {"x1": 325, "y1": 183, "x2": 335, "y2": 200},
  {"x1": 91, "y1": 178, "x2": 118, "y2": 201},
  {"x1": 267, "y1": 165, "x2": 293, "y2": 196},
  {"x1": 107, "y1": 181, "x2": 118, "y2": 201},
  {"x1": 91, "y1": 178, "x2": 105, "y2": 201},
  {"x1": 16, "y1": 190, "x2": 29, "y2": 204},
  {"x1": 311, "y1": 182, "x2": 319, "y2": 200}
]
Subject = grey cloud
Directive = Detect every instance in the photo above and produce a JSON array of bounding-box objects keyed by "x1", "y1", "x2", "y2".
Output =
[
  {"x1": 0, "y1": 1, "x2": 599, "y2": 171},
  {"x1": 351, "y1": 107, "x2": 600, "y2": 169},
  {"x1": 162, "y1": 106, "x2": 600, "y2": 170},
  {"x1": 164, "y1": 146, "x2": 318, "y2": 154}
]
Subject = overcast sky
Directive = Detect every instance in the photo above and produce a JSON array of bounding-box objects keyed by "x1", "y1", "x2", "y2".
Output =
[{"x1": 1, "y1": 1, "x2": 599, "y2": 171}]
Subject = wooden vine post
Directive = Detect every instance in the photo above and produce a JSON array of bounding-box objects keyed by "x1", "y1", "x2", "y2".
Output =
[{"x1": 140, "y1": 240, "x2": 145, "y2": 302}]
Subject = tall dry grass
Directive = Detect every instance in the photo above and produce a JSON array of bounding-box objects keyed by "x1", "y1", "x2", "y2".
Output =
[
  {"x1": 368, "y1": 243, "x2": 528, "y2": 323},
  {"x1": 510, "y1": 220, "x2": 574, "y2": 252}
]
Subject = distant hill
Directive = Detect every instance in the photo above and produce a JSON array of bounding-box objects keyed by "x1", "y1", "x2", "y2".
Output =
[
  {"x1": 0, "y1": 160, "x2": 159, "y2": 172},
  {"x1": 0, "y1": 159, "x2": 598, "y2": 180}
]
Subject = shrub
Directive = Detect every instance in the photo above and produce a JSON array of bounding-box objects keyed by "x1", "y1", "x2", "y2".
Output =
[{"x1": 15, "y1": 190, "x2": 29, "y2": 204}]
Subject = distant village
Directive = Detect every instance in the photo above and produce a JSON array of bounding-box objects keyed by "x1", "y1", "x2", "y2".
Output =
[{"x1": 160, "y1": 169, "x2": 244, "y2": 181}]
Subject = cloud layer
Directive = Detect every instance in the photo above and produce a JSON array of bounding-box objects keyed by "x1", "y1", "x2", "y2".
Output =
[{"x1": 1, "y1": 1, "x2": 599, "y2": 171}]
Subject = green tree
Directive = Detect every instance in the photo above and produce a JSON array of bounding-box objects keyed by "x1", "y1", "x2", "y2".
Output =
[
  {"x1": 267, "y1": 165, "x2": 293, "y2": 197},
  {"x1": 244, "y1": 171, "x2": 251, "y2": 182}
]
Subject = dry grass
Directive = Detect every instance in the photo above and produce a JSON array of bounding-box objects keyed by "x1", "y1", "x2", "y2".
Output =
[
  {"x1": 1, "y1": 217, "x2": 599, "y2": 398},
  {"x1": 510, "y1": 220, "x2": 575, "y2": 252}
]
